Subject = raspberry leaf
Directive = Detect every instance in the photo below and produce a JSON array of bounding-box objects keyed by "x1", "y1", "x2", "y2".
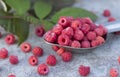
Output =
[
  {"x1": 42, "y1": 20, "x2": 54, "y2": 31},
  {"x1": 52, "y1": 7, "x2": 97, "y2": 23},
  {"x1": 4, "y1": 0, "x2": 30, "y2": 15},
  {"x1": 34, "y1": 1, "x2": 52, "y2": 19}
]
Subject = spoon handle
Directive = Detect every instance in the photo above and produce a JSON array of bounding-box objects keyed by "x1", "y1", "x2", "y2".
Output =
[{"x1": 105, "y1": 21, "x2": 120, "y2": 33}]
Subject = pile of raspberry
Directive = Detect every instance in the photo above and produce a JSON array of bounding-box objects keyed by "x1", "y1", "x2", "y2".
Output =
[{"x1": 45, "y1": 16, "x2": 107, "y2": 48}]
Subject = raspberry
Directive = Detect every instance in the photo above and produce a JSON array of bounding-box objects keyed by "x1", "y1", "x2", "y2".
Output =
[
  {"x1": 82, "y1": 17, "x2": 93, "y2": 24},
  {"x1": 81, "y1": 40, "x2": 90, "y2": 48},
  {"x1": 5, "y1": 34, "x2": 15, "y2": 45},
  {"x1": 58, "y1": 16, "x2": 70, "y2": 27},
  {"x1": 56, "y1": 48, "x2": 65, "y2": 55},
  {"x1": 62, "y1": 27, "x2": 74, "y2": 38},
  {"x1": 118, "y1": 56, "x2": 120, "y2": 64},
  {"x1": 37, "y1": 63, "x2": 49, "y2": 75},
  {"x1": 98, "y1": 24, "x2": 107, "y2": 35},
  {"x1": 74, "y1": 29, "x2": 84, "y2": 41},
  {"x1": 81, "y1": 24, "x2": 90, "y2": 34},
  {"x1": 94, "y1": 28, "x2": 104, "y2": 36},
  {"x1": 44, "y1": 31, "x2": 57, "y2": 43},
  {"x1": 0, "y1": 32, "x2": 2, "y2": 38},
  {"x1": 108, "y1": 17, "x2": 116, "y2": 22},
  {"x1": 79, "y1": 65, "x2": 90, "y2": 76},
  {"x1": 71, "y1": 40, "x2": 81, "y2": 48},
  {"x1": 28, "y1": 55, "x2": 38, "y2": 66},
  {"x1": 58, "y1": 34, "x2": 70, "y2": 46},
  {"x1": 20, "y1": 42, "x2": 31, "y2": 53},
  {"x1": 8, "y1": 74, "x2": 16, "y2": 77},
  {"x1": 114, "y1": 31, "x2": 120, "y2": 35},
  {"x1": 96, "y1": 36, "x2": 105, "y2": 45},
  {"x1": 32, "y1": 47, "x2": 43, "y2": 57},
  {"x1": 0, "y1": 48, "x2": 8, "y2": 59},
  {"x1": 87, "y1": 31, "x2": 96, "y2": 40},
  {"x1": 90, "y1": 23, "x2": 97, "y2": 31},
  {"x1": 61, "y1": 52, "x2": 72, "y2": 62},
  {"x1": 103, "y1": 9, "x2": 111, "y2": 17},
  {"x1": 91, "y1": 40, "x2": 99, "y2": 47},
  {"x1": 52, "y1": 45, "x2": 60, "y2": 51},
  {"x1": 52, "y1": 24, "x2": 63, "y2": 35},
  {"x1": 35, "y1": 26, "x2": 45, "y2": 37},
  {"x1": 46, "y1": 55, "x2": 57, "y2": 66},
  {"x1": 109, "y1": 68, "x2": 119, "y2": 77},
  {"x1": 9, "y1": 55, "x2": 19, "y2": 65},
  {"x1": 71, "y1": 19, "x2": 82, "y2": 30}
]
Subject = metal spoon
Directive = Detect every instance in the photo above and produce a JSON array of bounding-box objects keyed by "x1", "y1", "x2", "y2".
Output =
[{"x1": 44, "y1": 21, "x2": 120, "y2": 53}]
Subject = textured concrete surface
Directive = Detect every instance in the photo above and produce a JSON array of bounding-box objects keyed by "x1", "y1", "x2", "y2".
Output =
[{"x1": 1, "y1": 0, "x2": 120, "y2": 77}]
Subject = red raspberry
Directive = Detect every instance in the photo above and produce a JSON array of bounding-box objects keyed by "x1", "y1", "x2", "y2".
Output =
[
  {"x1": 79, "y1": 65, "x2": 90, "y2": 76},
  {"x1": 58, "y1": 16, "x2": 70, "y2": 27},
  {"x1": 82, "y1": 17, "x2": 93, "y2": 24},
  {"x1": 57, "y1": 48, "x2": 65, "y2": 55},
  {"x1": 5, "y1": 34, "x2": 15, "y2": 45},
  {"x1": 52, "y1": 45, "x2": 60, "y2": 51},
  {"x1": 0, "y1": 48, "x2": 8, "y2": 59},
  {"x1": 108, "y1": 17, "x2": 116, "y2": 22},
  {"x1": 37, "y1": 63, "x2": 49, "y2": 75},
  {"x1": 98, "y1": 24, "x2": 107, "y2": 35},
  {"x1": 58, "y1": 34, "x2": 70, "y2": 46},
  {"x1": 35, "y1": 26, "x2": 45, "y2": 37},
  {"x1": 118, "y1": 56, "x2": 120, "y2": 64},
  {"x1": 94, "y1": 28, "x2": 104, "y2": 36},
  {"x1": 0, "y1": 32, "x2": 2, "y2": 38},
  {"x1": 46, "y1": 55, "x2": 57, "y2": 66},
  {"x1": 52, "y1": 24, "x2": 63, "y2": 35},
  {"x1": 62, "y1": 27, "x2": 74, "y2": 38},
  {"x1": 81, "y1": 24, "x2": 90, "y2": 34},
  {"x1": 9, "y1": 55, "x2": 19, "y2": 65},
  {"x1": 87, "y1": 31, "x2": 96, "y2": 40},
  {"x1": 71, "y1": 19, "x2": 82, "y2": 30},
  {"x1": 96, "y1": 36, "x2": 105, "y2": 45},
  {"x1": 8, "y1": 74, "x2": 16, "y2": 77},
  {"x1": 91, "y1": 40, "x2": 99, "y2": 47},
  {"x1": 28, "y1": 55, "x2": 38, "y2": 66},
  {"x1": 103, "y1": 9, "x2": 111, "y2": 17},
  {"x1": 44, "y1": 31, "x2": 57, "y2": 43},
  {"x1": 71, "y1": 40, "x2": 81, "y2": 48},
  {"x1": 109, "y1": 68, "x2": 119, "y2": 77},
  {"x1": 90, "y1": 23, "x2": 97, "y2": 31},
  {"x1": 74, "y1": 29, "x2": 84, "y2": 41},
  {"x1": 20, "y1": 42, "x2": 31, "y2": 53},
  {"x1": 114, "y1": 31, "x2": 120, "y2": 35},
  {"x1": 61, "y1": 52, "x2": 72, "y2": 62},
  {"x1": 81, "y1": 40, "x2": 90, "y2": 48},
  {"x1": 32, "y1": 47, "x2": 43, "y2": 57}
]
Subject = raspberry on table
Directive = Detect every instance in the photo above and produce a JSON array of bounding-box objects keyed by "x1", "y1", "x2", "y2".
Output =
[
  {"x1": 71, "y1": 19, "x2": 82, "y2": 30},
  {"x1": 74, "y1": 29, "x2": 84, "y2": 41},
  {"x1": 9, "y1": 55, "x2": 19, "y2": 65},
  {"x1": 94, "y1": 28, "x2": 104, "y2": 36},
  {"x1": 79, "y1": 65, "x2": 90, "y2": 76},
  {"x1": 81, "y1": 24, "x2": 90, "y2": 34},
  {"x1": 58, "y1": 16, "x2": 71, "y2": 27},
  {"x1": 52, "y1": 24, "x2": 63, "y2": 35},
  {"x1": 62, "y1": 27, "x2": 74, "y2": 38},
  {"x1": 44, "y1": 31, "x2": 57, "y2": 43},
  {"x1": 5, "y1": 34, "x2": 15, "y2": 45},
  {"x1": 0, "y1": 48, "x2": 8, "y2": 59},
  {"x1": 28, "y1": 55, "x2": 38, "y2": 66},
  {"x1": 52, "y1": 45, "x2": 60, "y2": 51},
  {"x1": 58, "y1": 34, "x2": 70, "y2": 46},
  {"x1": 61, "y1": 51, "x2": 72, "y2": 62},
  {"x1": 103, "y1": 9, "x2": 111, "y2": 17},
  {"x1": 118, "y1": 56, "x2": 120, "y2": 64},
  {"x1": 35, "y1": 26, "x2": 45, "y2": 37},
  {"x1": 46, "y1": 55, "x2": 57, "y2": 66},
  {"x1": 71, "y1": 40, "x2": 81, "y2": 48},
  {"x1": 108, "y1": 17, "x2": 116, "y2": 22},
  {"x1": 8, "y1": 74, "x2": 16, "y2": 77},
  {"x1": 37, "y1": 63, "x2": 49, "y2": 76},
  {"x1": 87, "y1": 31, "x2": 96, "y2": 41},
  {"x1": 32, "y1": 46, "x2": 43, "y2": 57},
  {"x1": 81, "y1": 40, "x2": 91, "y2": 48},
  {"x1": 56, "y1": 48, "x2": 65, "y2": 55},
  {"x1": 109, "y1": 68, "x2": 119, "y2": 77},
  {"x1": 20, "y1": 42, "x2": 31, "y2": 53},
  {"x1": 114, "y1": 31, "x2": 120, "y2": 35}
]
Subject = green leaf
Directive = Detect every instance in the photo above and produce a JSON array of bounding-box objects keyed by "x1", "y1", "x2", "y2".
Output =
[
  {"x1": 4, "y1": 0, "x2": 30, "y2": 15},
  {"x1": 42, "y1": 20, "x2": 54, "y2": 31},
  {"x1": 34, "y1": 1, "x2": 52, "y2": 19},
  {"x1": 52, "y1": 7, "x2": 97, "y2": 22}
]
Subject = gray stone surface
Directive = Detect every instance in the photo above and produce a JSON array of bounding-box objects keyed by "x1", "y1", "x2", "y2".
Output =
[{"x1": 0, "y1": 0, "x2": 120, "y2": 77}]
